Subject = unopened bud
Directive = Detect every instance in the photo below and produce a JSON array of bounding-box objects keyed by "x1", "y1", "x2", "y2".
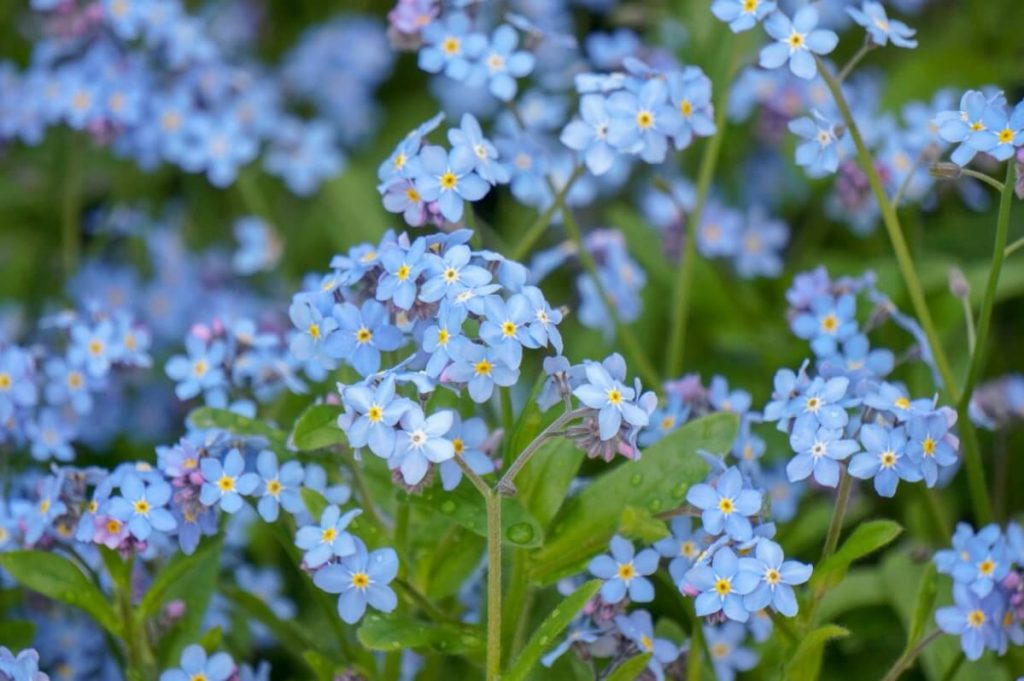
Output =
[
  {"x1": 930, "y1": 162, "x2": 962, "y2": 179},
  {"x1": 948, "y1": 267, "x2": 970, "y2": 299}
]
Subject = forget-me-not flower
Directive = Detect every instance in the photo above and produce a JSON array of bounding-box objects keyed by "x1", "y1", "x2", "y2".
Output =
[
  {"x1": 313, "y1": 537, "x2": 398, "y2": 624},
  {"x1": 588, "y1": 535, "x2": 659, "y2": 604},
  {"x1": 759, "y1": 7, "x2": 838, "y2": 80}
]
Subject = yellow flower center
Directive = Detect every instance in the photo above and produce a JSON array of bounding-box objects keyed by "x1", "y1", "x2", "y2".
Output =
[
  {"x1": 440, "y1": 171, "x2": 458, "y2": 190},
  {"x1": 0, "y1": 373, "x2": 10, "y2": 390},
  {"x1": 487, "y1": 53, "x2": 505, "y2": 72},
  {"x1": 437, "y1": 328, "x2": 450, "y2": 347},
  {"x1": 190, "y1": 674, "x2": 208, "y2": 681},
  {"x1": 999, "y1": 128, "x2": 1015, "y2": 144},
  {"x1": 368, "y1": 405, "x2": 383, "y2": 423},
  {"x1": 712, "y1": 642, "x2": 730, "y2": 658},
  {"x1": 661, "y1": 416, "x2": 676, "y2": 431},
  {"x1": 979, "y1": 558, "x2": 996, "y2": 576},
  {"x1": 39, "y1": 499, "x2": 50, "y2": 514},
  {"x1": 894, "y1": 397, "x2": 910, "y2": 410},
  {"x1": 787, "y1": 31, "x2": 805, "y2": 49},
  {"x1": 322, "y1": 527, "x2": 338, "y2": 543},
  {"x1": 718, "y1": 497, "x2": 735, "y2": 515},
  {"x1": 681, "y1": 540, "x2": 696, "y2": 558},
  {"x1": 68, "y1": 372, "x2": 83, "y2": 389},
  {"x1": 161, "y1": 111, "x2": 181, "y2": 131},
  {"x1": 88, "y1": 500, "x2": 98, "y2": 514},
  {"x1": 474, "y1": 359, "x2": 493, "y2": 376},
  {"x1": 821, "y1": 313, "x2": 838, "y2": 333},
  {"x1": 351, "y1": 572, "x2": 370, "y2": 589},
  {"x1": 106, "y1": 519, "x2": 122, "y2": 534},
  {"x1": 743, "y1": 0, "x2": 758, "y2": 10},
  {"x1": 355, "y1": 327, "x2": 373, "y2": 344},
  {"x1": 714, "y1": 577, "x2": 732, "y2": 596},
  {"x1": 635, "y1": 110, "x2": 654, "y2": 129},
  {"x1": 124, "y1": 334, "x2": 137, "y2": 351},
  {"x1": 970, "y1": 120, "x2": 985, "y2": 132},
  {"x1": 217, "y1": 475, "x2": 235, "y2": 492},
  {"x1": 922, "y1": 437, "x2": 936, "y2": 457},
  {"x1": 453, "y1": 438, "x2": 465, "y2": 456},
  {"x1": 607, "y1": 388, "x2": 623, "y2": 406},
  {"x1": 193, "y1": 359, "x2": 208, "y2": 377},
  {"x1": 133, "y1": 499, "x2": 151, "y2": 516},
  {"x1": 880, "y1": 451, "x2": 897, "y2": 468},
  {"x1": 501, "y1": 320, "x2": 517, "y2": 338},
  {"x1": 640, "y1": 634, "x2": 654, "y2": 652},
  {"x1": 680, "y1": 99, "x2": 693, "y2": 117},
  {"x1": 967, "y1": 609, "x2": 986, "y2": 628},
  {"x1": 442, "y1": 36, "x2": 460, "y2": 56},
  {"x1": 405, "y1": 187, "x2": 421, "y2": 202},
  {"x1": 617, "y1": 562, "x2": 635, "y2": 581},
  {"x1": 393, "y1": 152, "x2": 406, "y2": 169},
  {"x1": 397, "y1": 264, "x2": 412, "y2": 281},
  {"x1": 88, "y1": 340, "x2": 104, "y2": 356},
  {"x1": 444, "y1": 267, "x2": 459, "y2": 283},
  {"x1": 267, "y1": 479, "x2": 282, "y2": 497},
  {"x1": 765, "y1": 568, "x2": 781, "y2": 585}
]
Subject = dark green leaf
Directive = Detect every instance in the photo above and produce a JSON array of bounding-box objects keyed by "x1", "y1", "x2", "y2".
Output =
[
  {"x1": 303, "y1": 651, "x2": 338, "y2": 681},
  {"x1": 421, "y1": 526, "x2": 486, "y2": 601},
  {"x1": 785, "y1": 624, "x2": 849, "y2": 681},
  {"x1": 505, "y1": 579, "x2": 602, "y2": 681},
  {"x1": 301, "y1": 487, "x2": 330, "y2": 519},
  {"x1": 514, "y1": 436, "x2": 584, "y2": 528},
  {"x1": 814, "y1": 520, "x2": 903, "y2": 589},
  {"x1": 154, "y1": 537, "x2": 224, "y2": 666},
  {"x1": 0, "y1": 551, "x2": 120, "y2": 637},
  {"x1": 198, "y1": 626, "x2": 223, "y2": 653},
  {"x1": 605, "y1": 654, "x2": 653, "y2": 681},
  {"x1": 406, "y1": 482, "x2": 544, "y2": 548},
  {"x1": 356, "y1": 614, "x2": 484, "y2": 656},
  {"x1": 99, "y1": 546, "x2": 132, "y2": 593},
  {"x1": 530, "y1": 412, "x2": 738, "y2": 585},
  {"x1": 139, "y1": 536, "x2": 223, "y2": 619},
  {"x1": 906, "y1": 561, "x2": 938, "y2": 653},
  {"x1": 187, "y1": 407, "x2": 287, "y2": 448},
  {"x1": 222, "y1": 584, "x2": 328, "y2": 658},
  {"x1": 290, "y1": 404, "x2": 346, "y2": 451},
  {"x1": 0, "y1": 620, "x2": 36, "y2": 649},
  {"x1": 618, "y1": 506, "x2": 670, "y2": 544}
]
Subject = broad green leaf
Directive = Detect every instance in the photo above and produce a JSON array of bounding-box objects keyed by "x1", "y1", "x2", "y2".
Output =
[
  {"x1": 139, "y1": 537, "x2": 223, "y2": 619},
  {"x1": 222, "y1": 584, "x2": 329, "y2": 659},
  {"x1": 905, "y1": 561, "x2": 938, "y2": 653},
  {"x1": 817, "y1": 568, "x2": 887, "y2": 622},
  {"x1": 0, "y1": 620, "x2": 35, "y2": 649},
  {"x1": 530, "y1": 412, "x2": 738, "y2": 585},
  {"x1": 290, "y1": 404, "x2": 346, "y2": 450},
  {"x1": 301, "y1": 487, "x2": 330, "y2": 519},
  {"x1": 814, "y1": 520, "x2": 903, "y2": 589},
  {"x1": 619, "y1": 506, "x2": 670, "y2": 544},
  {"x1": 356, "y1": 614, "x2": 484, "y2": 656},
  {"x1": 514, "y1": 436, "x2": 584, "y2": 528},
  {"x1": 504, "y1": 579, "x2": 602, "y2": 681},
  {"x1": 785, "y1": 624, "x2": 849, "y2": 681},
  {"x1": 303, "y1": 651, "x2": 338, "y2": 681},
  {"x1": 98, "y1": 546, "x2": 132, "y2": 593},
  {"x1": 154, "y1": 537, "x2": 224, "y2": 666},
  {"x1": 198, "y1": 626, "x2": 223, "y2": 653},
  {"x1": 187, "y1": 407, "x2": 287, "y2": 448},
  {"x1": 421, "y1": 526, "x2": 486, "y2": 600},
  {"x1": 605, "y1": 654, "x2": 653, "y2": 681},
  {"x1": 405, "y1": 482, "x2": 544, "y2": 548},
  {"x1": 0, "y1": 550, "x2": 120, "y2": 636}
]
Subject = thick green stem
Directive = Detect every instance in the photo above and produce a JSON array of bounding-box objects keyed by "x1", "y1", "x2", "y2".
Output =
[
  {"x1": 822, "y1": 468, "x2": 853, "y2": 561},
  {"x1": 816, "y1": 57, "x2": 993, "y2": 524},
  {"x1": 485, "y1": 489, "x2": 502, "y2": 680},
  {"x1": 880, "y1": 629, "x2": 942, "y2": 681},
  {"x1": 665, "y1": 35, "x2": 738, "y2": 378}
]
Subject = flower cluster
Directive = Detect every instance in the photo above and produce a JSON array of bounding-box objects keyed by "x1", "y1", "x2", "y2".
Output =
[
  {"x1": 937, "y1": 89, "x2": 1024, "y2": 167},
  {"x1": 766, "y1": 266, "x2": 961, "y2": 496},
  {"x1": 934, "y1": 522, "x2": 1024, "y2": 660}
]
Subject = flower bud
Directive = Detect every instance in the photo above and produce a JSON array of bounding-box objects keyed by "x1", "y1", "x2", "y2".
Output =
[{"x1": 948, "y1": 267, "x2": 970, "y2": 299}]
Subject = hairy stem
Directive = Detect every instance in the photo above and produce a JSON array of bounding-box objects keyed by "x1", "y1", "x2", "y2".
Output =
[
  {"x1": 880, "y1": 629, "x2": 943, "y2": 681},
  {"x1": 485, "y1": 489, "x2": 502, "y2": 680},
  {"x1": 497, "y1": 407, "x2": 587, "y2": 495}
]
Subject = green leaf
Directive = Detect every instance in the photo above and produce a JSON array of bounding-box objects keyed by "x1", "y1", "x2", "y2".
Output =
[
  {"x1": 301, "y1": 487, "x2": 330, "y2": 519},
  {"x1": 618, "y1": 506, "x2": 670, "y2": 544},
  {"x1": 356, "y1": 614, "x2": 484, "y2": 656},
  {"x1": 905, "y1": 561, "x2": 938, "y2": 653},
  {"x1": 187, "y1": 407, "x2": 287, "y2": 448},
  {"x1": 290, "y1": 404, "x2": 346, "y2": 450},
  {"x1": 530, "y1": 412, "x2": 738, "y2": 585},
  {"x1": 154, "y1": 537, "x2": 224, "y2": 666},
  {"x1": 406, "y1": 482, "x2": 544, "y2": 548},
  {"x1": 0, "y1": 551, "x2": 120, "y2": 637},
  {"x1": 785, "y1": 624, "x2": 850, "y2": 681},
  {"x1": 222, "y1": 584, "x2": 328, "y2": 658},
  {"x1": 98, "y1": 546, "x2": 132, "y2": 593},
  {"x1": 604, "y1": 654, "x2": 653, "y2": 681},
  {"x1": 514, "y1": 436, "x2": 584, "y2": 528},
  {"x1": 504, "y1": 579, "x2": 602, "y2": 681},
  {"x1": 198, "y1": 626, "x2": 223, "y2": 653},
  {"x1": 421, "y1": 526, "x2": 486, "y2": 601},
  {"x1": 303, "y1": 651, "x2": 338, "y2": 681},
  {"x1": 814, "y1": 520, "x2": 903, "y2": 589},
  {"x1": 139, "y1": 536, "x2": 223, "y2": 620},
  {"x1": 0, "y1": 620, "x2": 36, "y2": 649}
]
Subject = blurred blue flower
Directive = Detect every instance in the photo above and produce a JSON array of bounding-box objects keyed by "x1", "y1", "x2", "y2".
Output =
[{"x1": 759, "y1": 7, "x2": 838, "y2": 80}]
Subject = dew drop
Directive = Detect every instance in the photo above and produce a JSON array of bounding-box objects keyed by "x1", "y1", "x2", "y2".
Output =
[
  {"x1": 441, "y1": 500, "x2": 457, "y2": 514},
  {"x1": 507, "y1": 522, "x2": 534, "y2": 544},
  {"x1": 630, "y1": 473, "x2": 643, "y2": 486},
  {"x1": 539, "y1": 636, "x2": 549, "y2": 645},
  {"x1": 671, "y1": 483, "x2": 688, "y2": 499},
  {"x1": 648, "y1": 498, "x2": 663, "y2": 512}
]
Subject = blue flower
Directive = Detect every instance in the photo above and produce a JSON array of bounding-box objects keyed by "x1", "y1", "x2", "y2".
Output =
[
  {"x1": 614, "y1": 610, "x2": 679, "y2": 680},
  {"x1": 69, "y1": 320, "x2": 116, "y2": 377},
  {"x1": 573, "y1": 360, "x2": 650, "y2": 441},
  {"x1": 389, "y1": 406, "x2": 455, "y2": 485},
  {"x1": 759, "y1": 7, "x2": 838, "y2": 80},
  {"x1": 472, "y1": 24, "x2": 535, "y2": 101},
  {"x1": 417, "y1": 13, "x2": 486, "y2": 82},
  {"x1": 342, "y1": 375, "x2": 413, "y2": 458},
  {"x1": 685, "y1": 547, "x2": 761, "y2": 622},
  {"x1": 334, "y1": 300, "x2": 403, "y2": 377},
  {"x1": 199, "y1": 449, "x2": 259, "y2": 513},
  {"x1": 708, "y1": 376, "x2": 752, "y2": 415},
  {"x1": 382, "y1": 179, "x2": 430, "y2": 227},
  {"x1": 422, "y1": 302, "x2": 469, "y2": 378},
  {"x1": 446, "y1": 114, "x2": 509, "y2": 186},
  {"x1": 376, "y1": 238, "x2": 428, "y2": 310},
  {"x1": 863, "y1": 381, "x2": 919, "y2": 420},
  {"x1": 27, "y1": 408, "x2": 76, "y2": 462},
  {"x1": 791, "y1": 293, "x2": 858, "y2": 357},
  {"x1": 789, "y1": 109, "x2": 842, "y2": 177},
  {"x1": 655, "y1": 516, "x2": 706, "y2": 585},
  {"x1": 588, "y1": 534, "x2": 659, "y2": 604},
  {"x1": 847, "y1": 2, "x2": 917, "y2": 48},
  {"x1": 936, "y1": 90, "x2": 1001, "y2": 167},
  {"x1": 0, "y1": 345, "x2": 38, "y2": 422},
  {"x1": 181, "y1": 114, "x2": 258, "y2": 187},
  {"x1": 159, "y1": 644, "x2": 235, "y2": 681},
  {"x1": 686, "y1": 467, "x2": 763, "y2": 541},
  {"x1": 479, "y1": 294, "x2": 539, "y2": 369},
  {"x1": 711, "y1": 0, "x2": 776, "y2": 32},
  {"x1": 561, "y1": 93, "x2": 620, "y2": 176},
  {"x1": 521, "y1": 286, "x2": 563, "y2": 354},
  {"x1": 667, "y1": 67, "x2": 716, "y2": 150},
  {"x1": 43, "y1": 356, "x2": 93, "y2": 414},
  {"x1": 607, "y1": 79, "x2": 681, "y2": 163},
  {"x1": 906, "y1": 411, "x2": 958, "y2": 487},
  {"x1": 419, "y1": 244, "x2": 493, "y2": 303},
  {"x1": 977, "y1": 101, "x2": 1024, "y2": 161},
  {"x1": 948, "y1": 528, "x2": 1009, "y2": 598},
  {"x1": 413, "y1": 145, "x2": 491, "y2": 223},
  {"x1": 165, "y1": 336, "x2": 228, "y2": 406},
  {"x1": 787, "y1": 421, "x2": 859, "y2": 487},
  {"x1": 849, "y1": 424, "x2": 921, "y2": 497},
  {"x1": 935, "y1": 583, "x2": 1002, "y2": 661},
  {"x1": 0, "y1": 646, "x2": 47, "y2": 681},
  {"x1": 313, "y1": 537, "x2": 398, "y2": 624},
  {"x1": 438, "y1": 415, "x2": 494, "y2": 491},
  {"x1": 289, "y1": 298, "x2": 345, "y2": 366},
  {"x1": 445, "y1": 340, "x2": 519, "y2": 402},
  {"x1": 108, "y1": 473, "x2": 177, "y2": 541},
  {"x1": 295, "y1": 504, "x2": 362, "y2": 569},
  {"x1": 738, "y1": 538, "x2": 812, "y2": 616},
  {"x1": 704, "y1": 623, "x2": 759, "y2": 681},
  {"x1": 254, "y1": 450, "x2": 304, "y2": 522}
]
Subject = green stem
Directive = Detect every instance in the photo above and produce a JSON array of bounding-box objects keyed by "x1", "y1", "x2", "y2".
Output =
[
  {"x1": 665, "y1": 35, "x2": 738, "y2": 378},
  {"x1": 822, "y1": 468, "x2": 853, "y2": 561},
  {"x1": 394, "y1": 579, "x2": 449, "y2": 623},
  {"x1": 1004, "y1": 235, "x2": 1024, "y2": 258},
  {"x1": 960, "y1": 294, "x2": 977, "y2": 355},
  {"x1": 62, "y1": 132, "x2": 83, "y2": 276},
  {"x1": 958, "y1": 163, "x2": 1015, "y2": 414},
  {"x1": 816, "y1": 57, "x2": 993, "y2": 524},
  {"x1": 500, "y1": 387, "x2": 514, "y2": 462},
  {"x1": 837, "y1": 41, "x2": 874, "y2": 82},
  {"x1": 959, "y1": 167, "x2": 1005, "y2": 193},
  {"x1": 510, "y1": 166, "x2": 584, "y2": 261},
  {"x1": 485, "y1": 489, "x2": 502, "y2": 681},
  {"x1": 880, "y1": 629, "x2": 942, "y2": 681},
  {"x1": 561, "y1": 206, "x2": 661, "y2": 389},
  {"x1": 236, "y1": 171, "x2": 275, "y2": 224},
  {"x1": 497, "y1": 408, "x2": 586, "y2": 495}
]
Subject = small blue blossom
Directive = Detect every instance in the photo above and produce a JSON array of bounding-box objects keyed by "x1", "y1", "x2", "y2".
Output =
[
  {"x1": 288, "y1": 298, "x2": 345, "y2": 367},
  {"x1": 849, "y1": 424, "x2": 921, "y2": 497},
  {"x1": 686, "y1": 467, "x2": 763, "y2": 541},
  {"x1": 165, "y1": 336, "x2": 229, "y2": 406},
  {"x1": 43, "y1": 356, "x2": 94, "y2": 414},
  {"x1": 667, "y1": 67, "x2": 716, "y2": 150},
  {"x1": 199, "y1": 449, "x2": 259, "y2": 513},
  {"x1": 295, "y1": 504, "x2": 362, "y2": 569},
  {"x1": 521, "y1": 285, "x2": 563, "y2": 354},
  {"x1": 561, "y1": 94, "x2": 619, "y2": 176},
  {"x1": 654, "y1": 516, "x2": 705, "y2": 584},
  {"x1": 334, "y1": 300, "x2": 403, "y2": 377},
  {"x1": 738, "y1": 539, "x2": 812, "y2": 616},
  {"x1": 69, "y1": 320, "x2": 116, "y2": 377},
  {"x1": 159, "y1": 644, "x2": 234, "y2": 681},
  {"x1": 413, "y1": 145, "x2": 491, "y2": 223},
  {"x1": 389, "y1": 406, "x2": 455, "y2": 485},
  {"x1": 445, "y1": 341, "x2": 519, "y2": 403},
  {"x1": 759, "y1": 7, "x2": 838, "y2": 80},
  {"x1": 254, "y1": 450, "x2": 304, "y2": 522},
  {"x1": 685, "y1": 547, "x2": 761, "y2": 622},
  {"x1": 479, "y1": 294, "x2": 539, "y2": 369},
  {"x1": 438, "y1": 415, "x2": 494, "y2": 491},
  {"x1": 614, "y1": 610, "x2": 679, "y2": 680},
  {"x1": 472, "y1": 25, "x2": 535, "y2": 102},
  {"x1": 447, "y1": 114, "x2": 509, "y2": 185},
  {"x1": 847, "y1": 2, "x2": 918, "y2": 48},
  {"x1": 417, "y1": 13, "x2": 486, "y2": 82},
  {"x1": 419, "y1": 244, "x2": 493, "y2": 303},
  {"x1": 342, "y1": 375, "x2": 413, "y2": 458},
  {"x1": 26, "y1": 408, "x2": 76, "y2": 462},
  {"x1": 787, "y1": 421, "x2": 859, "y2": 487},
  {"x1": 572, "y1": 359, "x2": 650, "y2": 441},
  {"x1": 789, "y1": 109, "x2": 842, "y2": 177},
  {"x1": 588, "y1": 535, "x2": 659, "y2": 604},
  {"x1": 0, "y1": 346, "x2": 38, "y2": 422},
  {"x1": 607, "y1": 79, "x2": 681, "y2": 163},
  {"x1": 977, "y1": 101, "x2": 1024, "y2": 161},
  {"x1": 376, "y1": 238, "x2": 428, "y2": 310},
  {"x1": 313, "y1": 537, "x2": 398, "y2": 624},
  {"x1": 935, "y1": 583, "x2": 1002, "y2": 661},
  {"x1": 711, "y1": 0, "x2": 776, "y2": 33},
  {"x1": 108, "y1": 473, "x2": 177, "y2": 541},
  {"x1": 0, "y1": 646, "x2": 47, "y2": 681},
  {"x1": 792, "y1": 294, "x2": 858, "y2": 358},
  {"x1": 906, "y1": 410, "x2": 958, "y2": 487},
  {"x1": 705, "y1": 623, "x2": 759, "y2": 681}
]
